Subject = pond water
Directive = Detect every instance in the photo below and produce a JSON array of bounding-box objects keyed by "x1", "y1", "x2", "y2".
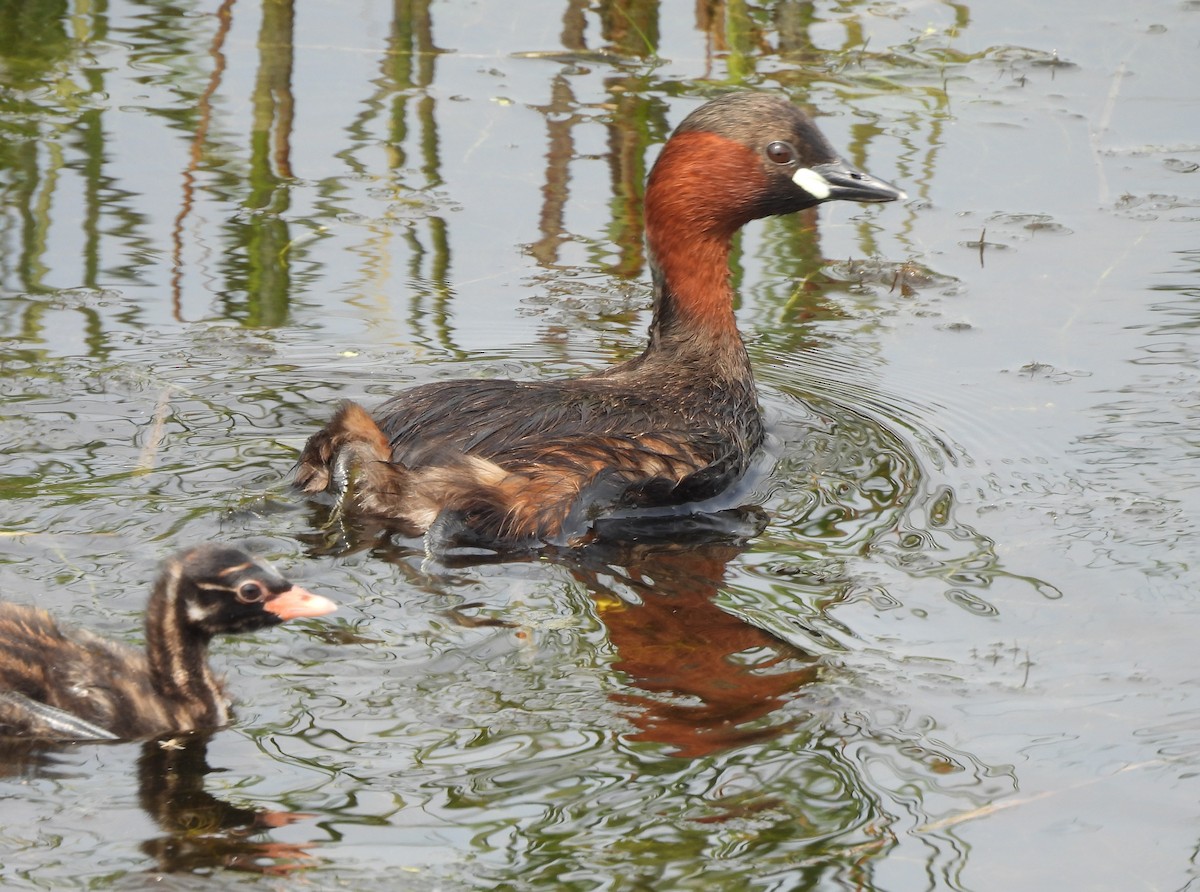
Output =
[{"x1": 2, "y1": 0, "x2": 1199, "y2": 888}]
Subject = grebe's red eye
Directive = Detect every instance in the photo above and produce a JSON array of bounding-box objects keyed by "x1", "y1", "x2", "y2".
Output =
[
  {"x1": 237, "y1": 582, "x2": 265, "y2": 603},
  {"x1": 766, "y1": 141, "x2": 796, "y2": 165}
]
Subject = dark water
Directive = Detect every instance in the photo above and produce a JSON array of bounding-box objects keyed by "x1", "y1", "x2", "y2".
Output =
[{"x1": 2, "y1": 1, "x2": 1199, "y2": 889}]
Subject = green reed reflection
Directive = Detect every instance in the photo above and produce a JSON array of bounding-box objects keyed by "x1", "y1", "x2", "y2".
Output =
[{"x1": 233, "y1": 0, "x2": 296, "y2": 328}]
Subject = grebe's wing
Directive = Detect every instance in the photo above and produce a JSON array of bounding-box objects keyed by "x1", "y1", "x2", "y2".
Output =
[{"x1": 0, "y1": 691, "x2": 120, "y2": 741}]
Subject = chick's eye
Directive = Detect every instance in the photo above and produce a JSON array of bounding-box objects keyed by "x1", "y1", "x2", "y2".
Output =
[
  {"x1": 237, "y1": 582, "x2": 265, "y2": 603},
  {"x1": 766, "y1": 141, "x2": 796, "y2": 165}
]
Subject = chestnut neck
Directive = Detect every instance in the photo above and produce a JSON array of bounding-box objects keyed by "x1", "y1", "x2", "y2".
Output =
[
  {"x1": 144, "y1": 564, "x2": 227, "y2": 725},
  {"x1": 641, "y1": 130, "x2": 764, "y2": 366}
]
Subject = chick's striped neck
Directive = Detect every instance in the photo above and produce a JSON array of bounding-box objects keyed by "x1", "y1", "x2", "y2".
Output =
[{"x1": 144, "y1": 562, "x2": 228, "y2": 726}]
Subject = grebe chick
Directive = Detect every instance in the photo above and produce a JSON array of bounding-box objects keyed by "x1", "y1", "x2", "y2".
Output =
[
  {"x1": 0, "y1": 545, "x2": 336, "y2": 741},
  {"x1": 297, "y1": 91, "x2": 905, "y2": 548}
]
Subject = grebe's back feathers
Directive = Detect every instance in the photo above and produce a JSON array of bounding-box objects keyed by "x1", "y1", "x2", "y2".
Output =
[{"x1": 298, "y1": 380, "x2": 757, "y2": 546}]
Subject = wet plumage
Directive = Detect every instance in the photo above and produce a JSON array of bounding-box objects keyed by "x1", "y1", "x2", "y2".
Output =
[
  {"x1": 0, "y1": 545, "x2": 336, "y2": 741},
  {"x1": 297, "y1": 91, "x2": 904, "y2": 547}
]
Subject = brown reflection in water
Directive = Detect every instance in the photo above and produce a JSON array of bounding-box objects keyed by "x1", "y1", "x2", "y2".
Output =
[
  {"x1": 136, "y1": 733, "x2": 316, "y2": 875},
  {"x1": 0, "y1": 732, "x2": 316, "y2": 875},
  {"x1": 571, "y1": 534, "x2": 819, "y2": 759},
  {"x1": 529, "y1": 76, "x2": 582, "y2": 269},
  {"x1": 560, "y1": 0, "x2": 589, "y2": 50},
  {"x1": 600, "y1": 0, "x2": 660, "y2": 58},
  {"x1": 309, "y1": 507, "x2": 818, "y2": 760}
]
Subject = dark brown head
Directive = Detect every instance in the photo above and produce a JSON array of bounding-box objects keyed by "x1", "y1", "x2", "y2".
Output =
[
  {"x1": 640, "y1": 92, "x2": 904, "y2": 339},
  {"x1": 645, "y1": 91, "x2": 905, "y2": 245},
  {"x1": 162, "y1": 545, "x2": 337, "y2": 639}
]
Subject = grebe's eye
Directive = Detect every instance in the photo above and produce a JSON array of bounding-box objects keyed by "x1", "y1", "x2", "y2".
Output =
[
  {"x1": 766, "y1": 141, "x2": 796, "y2": 165},
  {"x1": 237, "y1": 581, "x2": 265, "y2": 603}
]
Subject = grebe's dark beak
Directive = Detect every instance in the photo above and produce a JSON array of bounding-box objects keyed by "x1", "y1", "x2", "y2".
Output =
[{"x1": 796, "y1": 161, "x2": 907, "y2": 204}]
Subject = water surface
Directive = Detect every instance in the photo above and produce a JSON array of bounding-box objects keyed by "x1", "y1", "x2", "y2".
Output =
[{"x1": 2, "y1": 1, "x2": 1199, "y2": 889}]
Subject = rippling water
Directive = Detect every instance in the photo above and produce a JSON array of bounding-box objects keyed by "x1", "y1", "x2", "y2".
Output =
[{"x1": 2, "y1": 1, "x2": 1200, "y2": 889}]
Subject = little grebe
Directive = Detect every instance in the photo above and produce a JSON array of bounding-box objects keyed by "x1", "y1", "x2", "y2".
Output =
[
  {"x1": 297, "y1": 91, "x2": 904, "y2": 548},
  {"x1": 0, "y1": 545, "x2": 336, "y2": 740}
]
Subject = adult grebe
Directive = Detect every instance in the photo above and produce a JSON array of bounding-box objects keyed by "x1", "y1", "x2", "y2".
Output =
[{"x1": 297, "y1": 92, "x2": 904, "y2": 548}]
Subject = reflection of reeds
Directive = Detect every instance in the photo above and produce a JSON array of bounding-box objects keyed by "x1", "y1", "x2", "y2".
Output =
[
  {"x1": 172, "y1": 0, "x2": 234, "y2": 321},
  {"x1": 338, "y1": 0, "x2": 454, "y2": 353},
  {"x1": 238, "y1": 0, "x2": 297, "y2": 329},
  {"x1": 1091, "y1": 61, "x2": 1127, "y2": 211},
  {"x1": 607, "y1": 1, "x2": 661, "y2": 61},
  {"x1": 529, "y1": 76, "x2": 579, "y2": 269}
]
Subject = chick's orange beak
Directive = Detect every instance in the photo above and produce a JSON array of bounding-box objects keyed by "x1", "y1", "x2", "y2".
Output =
[{"x1": 264, "y1": 585, "x2": 338, "y2": 620}]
